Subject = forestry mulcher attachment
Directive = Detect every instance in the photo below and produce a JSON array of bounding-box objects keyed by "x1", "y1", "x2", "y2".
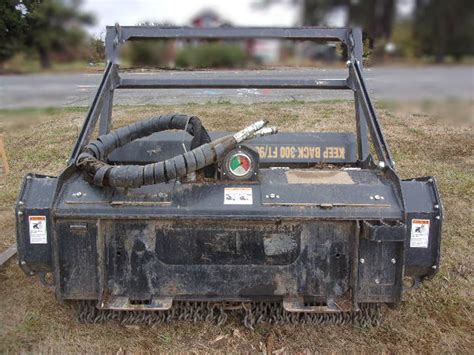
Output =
[{"x1": 16, "y1": 26, "x2": 442, "y2": 329}]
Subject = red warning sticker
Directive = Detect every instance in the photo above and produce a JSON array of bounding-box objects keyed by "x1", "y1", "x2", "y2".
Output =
[
  {"x1": 29, "y1": 216, "x2": 47, "y2": 244},
  {"x1": 410, "y1": 219, "x2": 430, "y2": 248}
]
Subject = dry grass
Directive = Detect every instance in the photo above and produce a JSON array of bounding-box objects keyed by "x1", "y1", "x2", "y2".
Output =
[{"x1": 0, "y1": 100, "x2": 473, "y2": 353}]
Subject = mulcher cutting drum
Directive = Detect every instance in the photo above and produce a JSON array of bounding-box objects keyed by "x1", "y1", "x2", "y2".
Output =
[{"x1": 15, "y1": 26, "x2": 442, "y2": 328}]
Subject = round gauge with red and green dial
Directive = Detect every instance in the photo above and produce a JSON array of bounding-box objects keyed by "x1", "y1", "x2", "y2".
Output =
[
  {"x1": 229, "y1": 153, "x2": 252, "y2": 177},
  {"x1": 222, "y1": 147, "x2": 258, "y2": 180}
]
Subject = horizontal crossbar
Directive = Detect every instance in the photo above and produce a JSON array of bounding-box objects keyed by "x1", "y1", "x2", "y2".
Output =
[
  {"x1": 117, "y1": 78, "x2": 349, "y2": 89},
  {"x1": 109, "y1": 26, "x2": 351, "y2": 42}
]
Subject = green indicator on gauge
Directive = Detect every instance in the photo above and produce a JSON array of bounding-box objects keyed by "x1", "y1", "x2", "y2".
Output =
[
  {"x1": 222, "y1": 147, "x2": 258, "y2": 181},
  {"x1": 229, "y1": 153, "x2": 252, "y2": 177}
]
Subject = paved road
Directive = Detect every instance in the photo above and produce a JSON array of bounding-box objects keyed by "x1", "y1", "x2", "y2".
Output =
[{"x1": 1, "y1": 66, "x2": 472, "y2": 109}]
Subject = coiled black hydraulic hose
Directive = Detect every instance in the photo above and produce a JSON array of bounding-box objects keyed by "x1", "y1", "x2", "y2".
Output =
[{"x1": 76, "y1": 114, "x2": 276, "y2": 188}]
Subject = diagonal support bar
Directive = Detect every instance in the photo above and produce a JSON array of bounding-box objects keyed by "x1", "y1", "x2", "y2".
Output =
[
  {"x1": 349, "y1": 60, "x2": 393, "y2": 167},
  {"x1": 69, "y1": 62, "x2": 116, "y2": 164}
]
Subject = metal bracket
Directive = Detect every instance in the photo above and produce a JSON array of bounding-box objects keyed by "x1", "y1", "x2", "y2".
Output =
[
  {"x1": 283, "y1": 297, "x2": 352, "y2": 313},
  {"x1": 98, "y1": 295, "x2": 173, "y2": 311},
  {"x1": 114, "y1": 23, "x2": 123, "y2": 47}
]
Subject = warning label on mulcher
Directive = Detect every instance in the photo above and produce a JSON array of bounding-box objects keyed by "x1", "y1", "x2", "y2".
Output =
[
  {"x1": 410, "y1": 219, "x2": 430, "y2": 248},
  {"x1": 224, "y1": 187, "x2": 253, "y2": 205},
  {"x1": 29, "y1": 216, "x2": 47, "y2": 244}
]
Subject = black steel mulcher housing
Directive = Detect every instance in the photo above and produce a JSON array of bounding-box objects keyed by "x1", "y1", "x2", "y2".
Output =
[{"x1": 16, "y1": 26, "x2": 442, "y2": 326}]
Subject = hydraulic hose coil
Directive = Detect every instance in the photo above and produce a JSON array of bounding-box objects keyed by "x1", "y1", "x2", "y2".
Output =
[{"x1": 76, "y1": 114, "x2": 221, "y2": 188}]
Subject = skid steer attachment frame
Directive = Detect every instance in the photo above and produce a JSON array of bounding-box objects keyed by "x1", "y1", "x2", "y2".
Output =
[{"x1": 16, "y1": 25, "x2": 442, "y2": 328}]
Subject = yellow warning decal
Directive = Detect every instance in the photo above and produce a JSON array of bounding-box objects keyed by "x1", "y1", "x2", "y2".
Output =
[{"x1": 253, "y1": 145, "x2": 345, "y2": 160}]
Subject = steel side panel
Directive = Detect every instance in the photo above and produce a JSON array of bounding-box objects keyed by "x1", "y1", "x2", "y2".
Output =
[
  {"x1": 402, "y1": 178, "x2": 442, "y2": 278},
  {"x1": 16, "y1": 175, "x2": 58, "y2": 272},
  {"x1": 57, "y1": 221, "x2": 99, "y2": 298},
  {"x1": 357, "y1": 239, "x2": 403, "y2": 303}
]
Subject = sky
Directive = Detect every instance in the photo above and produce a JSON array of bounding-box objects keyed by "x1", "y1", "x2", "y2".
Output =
[
  {"x1": 82, "y1": 0, "x2": 299, "y2": 37},
  {"x1": 82, "y1": 0, "x2": 415, "y2": 37}
]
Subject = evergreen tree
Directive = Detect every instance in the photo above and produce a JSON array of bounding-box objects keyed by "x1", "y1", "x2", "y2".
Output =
[
  {"x1": 21, "y1": 0, "x2": 95, "y2": 68},
  {"x1": 0, "y1": 0, "x2": 27, "y2": 63}
]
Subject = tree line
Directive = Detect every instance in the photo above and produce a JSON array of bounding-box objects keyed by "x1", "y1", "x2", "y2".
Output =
[
  {"x1": 1, "y1": 0, "x2": 100, "y2": 68},
  {"x1": 1, "y1": 0, "x2": 473, "y2": 69},
  {"x1": 259, "y1": 0, "x2": 474, "y2": 62}
]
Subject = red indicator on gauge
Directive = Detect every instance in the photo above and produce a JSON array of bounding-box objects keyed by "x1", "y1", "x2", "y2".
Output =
[
  {"x1": 229, "y1": 153, "x2": 251, "y2": 176},
  {"x1": 222, "y1": 147, "x2": 258, "y2": 180}
]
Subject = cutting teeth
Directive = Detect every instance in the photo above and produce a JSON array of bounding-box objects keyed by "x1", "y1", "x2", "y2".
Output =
[{"x1": 76, "y1": 300, "x2": 383, "y2": 329}]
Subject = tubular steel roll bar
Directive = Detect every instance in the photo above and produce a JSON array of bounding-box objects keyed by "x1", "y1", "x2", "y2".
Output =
[{"x1": 69, "y1": 25, "x2": 393, "y2": 169}]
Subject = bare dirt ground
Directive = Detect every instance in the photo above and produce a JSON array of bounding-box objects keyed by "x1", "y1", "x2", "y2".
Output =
[{"x1": 0, "y1": 100, "x2": 472, "y2": 353}]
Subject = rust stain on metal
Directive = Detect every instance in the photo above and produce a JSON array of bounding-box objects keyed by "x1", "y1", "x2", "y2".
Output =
[
  {"x1": 263, "y1": 233, "x2": 297, "y2": 256},
  {"x1": 273, "y1": 273, "x2": 290, "y2": 295},
  {"x1": 141, "y1": 224, "x2": 156, "y2": 252},
  {"x1": 286, "y1": 170, "x2": 354, "y2": 184},
  {"x1": 110, "y1": 201, "x2": 171, "y2": 207},
  {"x1": 262, "y1": 202, "x2": 391, "y2": 208}
]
